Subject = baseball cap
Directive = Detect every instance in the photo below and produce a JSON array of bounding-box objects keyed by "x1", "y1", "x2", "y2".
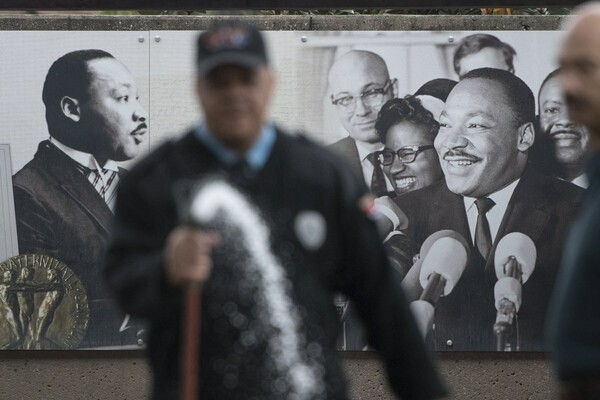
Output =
[{"x1": 196, "y1": 22, "x2": 269, "y2": 77}]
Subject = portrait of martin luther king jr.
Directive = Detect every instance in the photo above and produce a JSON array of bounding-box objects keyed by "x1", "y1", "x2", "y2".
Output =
[{"x1": 11, "y1": 49, "x2": 148, "y2": 347}]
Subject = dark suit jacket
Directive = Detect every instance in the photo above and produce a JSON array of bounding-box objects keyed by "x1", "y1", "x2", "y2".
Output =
[
  {"x1": 396, "y1": 167, "x2": 584, "y2": 351},
  {"x1": 329, "y1": 136, "x2": 363, "y2": 180},
  {"x1": 12, "y1": 140, "x2": 134, "y2": 347}
]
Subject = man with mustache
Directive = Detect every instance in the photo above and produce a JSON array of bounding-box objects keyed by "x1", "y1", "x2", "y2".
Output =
[
  {"x1": 12, "y1": 49, "x2": 148, "y2": 347},
  {"x1": 534, "y1": 68, "x2": 590, "y2": 188},
  {"x1": 396, "y1": 68, "x2": 583, "y2": 351}
]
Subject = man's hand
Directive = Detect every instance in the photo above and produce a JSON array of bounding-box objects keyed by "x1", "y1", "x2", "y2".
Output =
[{"x1": 164, "y1": 226, "x2": 220, "y2": 287}]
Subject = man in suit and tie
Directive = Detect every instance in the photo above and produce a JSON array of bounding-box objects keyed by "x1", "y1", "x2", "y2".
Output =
[
  {"x1": 327, "y1": 50, "x2": 398, "y2": 197},
  {"x1": 12, "y1": 49, "x2": 148, "y2": 347},
  {"x1": 396, "y1": 68, "x2": 583, "y2": 351}
]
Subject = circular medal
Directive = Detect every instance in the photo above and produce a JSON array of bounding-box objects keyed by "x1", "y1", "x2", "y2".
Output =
[{"x1": 0, "y1": 254, "x2": 89, "y2": 350}]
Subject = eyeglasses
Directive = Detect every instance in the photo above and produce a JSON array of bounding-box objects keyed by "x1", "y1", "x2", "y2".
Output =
[
  {"x1": 376, "y1": 145, "x2": 435, "y2": 166},
  {"x1": 331, "y1": 79, "x2": 395, "y2": 110}
]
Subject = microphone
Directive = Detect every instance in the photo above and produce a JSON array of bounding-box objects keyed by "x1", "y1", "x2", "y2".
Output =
[
  {"x1": 409, "y1": 230, "x2": 469, "y2": 337},
  {"x1": 333, "y1": 293, "x2": 349, "y2": 350},
  {"x1": 492, "y1": 232, "x2": 537, "y2": 351}
]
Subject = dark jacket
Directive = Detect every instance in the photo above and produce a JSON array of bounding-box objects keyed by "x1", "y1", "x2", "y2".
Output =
[
  {"x1": 105, "y1": 128, "x2": 447, "y2": 400},
  {"x1": 395, "y1": 168, "x2": 584, "y2": 351},
  {"x1": 12, "y1": 140, "x2": 134, "y2": 347},
  {"x1": 548, "y1": 152, "x2": 600, "y2": 381},
  {"x1": 328, "y1": 136, "x2": 362, "y2": 180}
]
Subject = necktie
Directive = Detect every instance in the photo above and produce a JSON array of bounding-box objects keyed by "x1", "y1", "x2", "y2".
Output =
[
  {"x1": 366, "y1": 152, "x2": 388, "y2": 197},
  {"x1": 474, "y1": 197, "x2": 495, "y2": 260},
  {"x1": 78, "y1": 165, "x2": 119, "y2": 212}
]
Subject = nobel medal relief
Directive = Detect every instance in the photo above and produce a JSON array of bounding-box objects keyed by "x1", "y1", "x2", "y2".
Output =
[{"x1": 0, "y1": 254, "x2": 88, "y2": 350}]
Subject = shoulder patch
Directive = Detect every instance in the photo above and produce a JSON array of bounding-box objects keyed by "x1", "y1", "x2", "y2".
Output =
[{"x1": 294, "y1": 210, "x2": 327, "y2": 251}]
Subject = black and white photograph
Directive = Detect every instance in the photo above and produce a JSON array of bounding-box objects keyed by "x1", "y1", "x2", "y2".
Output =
[
  {"x1": 0, "y1": 31, "x2": 150, "y2": 349},
  {"x1": 0, "y1": 29, "x2": 585, "y2": 351},
  {"x1": 304, "y1": 30, "x2": 587, "y2": 352}
]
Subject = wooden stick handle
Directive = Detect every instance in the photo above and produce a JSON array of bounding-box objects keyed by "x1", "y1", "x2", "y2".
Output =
[{"x1": 181, "y1": 284, "x2": 202, "y2": 400}]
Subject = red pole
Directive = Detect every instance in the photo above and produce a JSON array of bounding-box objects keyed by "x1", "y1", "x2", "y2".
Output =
[{"x1": 181, "y1": 284, "x2": 202, "y2": 400}]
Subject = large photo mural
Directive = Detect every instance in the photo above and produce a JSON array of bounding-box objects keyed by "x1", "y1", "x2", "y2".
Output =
[{"x1": 0, "y1": 30, "x2": 586, "y2": 351}]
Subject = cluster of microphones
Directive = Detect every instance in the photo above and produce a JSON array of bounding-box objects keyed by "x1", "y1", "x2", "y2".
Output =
[
  {"x1": 409, "y1": 230, "x2": 537, "y2": 351},
  {"x1": 188, "y1": 180, "x2": 537, "y2": 353}
]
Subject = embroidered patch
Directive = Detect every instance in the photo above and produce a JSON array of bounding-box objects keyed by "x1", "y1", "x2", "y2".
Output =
[{"x1": 294, "y1": 210, "x2": 327, "y2": 251}]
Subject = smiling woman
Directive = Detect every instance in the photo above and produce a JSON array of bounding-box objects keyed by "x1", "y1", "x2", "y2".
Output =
[{"x1": 375, "y1": 95, "x2": 443, "y2": 196}]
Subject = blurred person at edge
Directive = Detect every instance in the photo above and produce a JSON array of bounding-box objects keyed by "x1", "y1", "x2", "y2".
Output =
[
  {"x1": 547, "y1": 4, "x2": 600, "y2": 399},
  {"x1": 104, "y1": 22, "x2": 447, "y2": 400}
]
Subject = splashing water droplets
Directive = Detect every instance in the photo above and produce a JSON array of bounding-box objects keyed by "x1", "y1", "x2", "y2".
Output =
[{"x1": 190, "y1": 180, "x2": 323, "y2": 399}]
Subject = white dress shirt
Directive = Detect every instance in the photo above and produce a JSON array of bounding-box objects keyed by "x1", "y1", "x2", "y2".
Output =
[
  {"x1": 570, "y1": 173, "x2": 589, "y2": 189},
  {"x1": 50, "y1": 136, "x2": 119, "y2": 174},
  {"x1": 50, "y1": 137, "x2": 120, "y2": 209}
]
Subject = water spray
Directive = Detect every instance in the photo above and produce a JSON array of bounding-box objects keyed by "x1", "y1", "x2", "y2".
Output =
[{"x1": 184, "y1": 179, "x2": 322, "y2": 399}]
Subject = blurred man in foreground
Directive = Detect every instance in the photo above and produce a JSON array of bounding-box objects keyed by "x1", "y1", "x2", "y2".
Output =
[
  {"x1": 104, "y1": 22, "x2": 446, "y2": 400},
  {"x1": 547, "y1": 4, "x2": 600, "y2": 399}
]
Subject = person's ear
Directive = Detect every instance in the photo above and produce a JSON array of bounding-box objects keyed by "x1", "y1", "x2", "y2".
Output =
[
  {"x1": 60, "y1": 96, "x2": 81, "y2": 122},
  {"x1": 517, "y1": 121, "x2": 535, "y2": 152},
  {"x1": 391, "y1": 77, "x2": 399, "y2": 98}
]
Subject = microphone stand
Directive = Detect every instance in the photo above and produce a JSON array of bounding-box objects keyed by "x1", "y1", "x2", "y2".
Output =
[
  {"x1": 419, "y1": 272, "x2": 447, "y2": 306},
  {"x1": 493, "y1": 298, "x2": 516, "y2": 351},
  {"x1": 494, "y1": 256, "x2": 521, "y2": 352},
  {"x1": 334, "y1": 294, "x2": 349, "y2": 350}
]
